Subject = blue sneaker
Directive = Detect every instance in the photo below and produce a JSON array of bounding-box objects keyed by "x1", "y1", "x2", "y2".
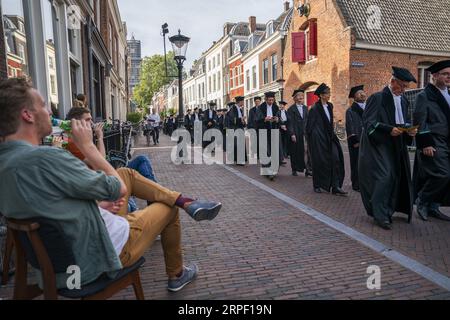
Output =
[
  {"x1": 168, "y1": 263, "x2": 199, "y2": 292},
  {"x1": 185, "y1": 201, "x2": 222, "y2": 221}
]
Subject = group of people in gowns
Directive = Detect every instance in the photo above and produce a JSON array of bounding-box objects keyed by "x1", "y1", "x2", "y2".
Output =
[
  {"x1": 176, "y1": 60, "x2": 450, "y2": 230},
  {"x1": 355, "y1": 63, "x2": 450, "y2": 230}
]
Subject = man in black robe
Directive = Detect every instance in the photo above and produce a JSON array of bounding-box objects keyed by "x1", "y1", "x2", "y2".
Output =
[
  {"x1": 287, "y1": 89, "x2": 309, "y2": 177},
  {"x1": 248, "y1": 96, "x2": 262, "y2": 130},
  {"x1": 167, "y1": 114, "x2": 176, "y2": 137},
  {"x1": 184, "y1": 110, "x2": 194, "y2": 144},
  {"x1": 257, "y1": 92, "x2": 280, "y2": 180},
  {"x1": 278, "y1": 101, "x2": 289, "y2": 163},
  {"x1": 359, "y1": 67, "x2": 418, "y2": 230},
  {"x1": 248, "y1": 97, "x2": 262, "y2": 159},
  {"x1": 228, "y1": 97, "x2": 247, "y2": 165},
  {"x1": 345, "y1": 85, "x2": 367, "y2": 192},
  {"x1": 306, "y1": 83, "x2": 346, "y2": 196},
  {"x1": 413, "y1": 60, "x2": 450, "y2": 222},
  {"x1": 203, "y1": 101, "x2": 218, "y2": 149}
]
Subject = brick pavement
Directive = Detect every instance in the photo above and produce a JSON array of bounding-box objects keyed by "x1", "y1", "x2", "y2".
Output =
[
  {"x1": 1, "y1": 134, "x2": 449, "y2": 300},
  {"x1": 232, "y1": 143, "x2": 450, "y2": 278}
]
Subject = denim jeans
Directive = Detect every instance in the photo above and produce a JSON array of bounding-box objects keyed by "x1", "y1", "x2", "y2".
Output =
[{"x1": 127, "y1": 155, "x2": 157, "y2": 212}]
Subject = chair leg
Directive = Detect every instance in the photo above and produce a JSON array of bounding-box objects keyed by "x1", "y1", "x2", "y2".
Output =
[
  {"x1": 1, "y1": 228, "x2": 14, "y2": 286},
  {"x1": 132, "y1": 271, "x2": 145, "y2": 300}
]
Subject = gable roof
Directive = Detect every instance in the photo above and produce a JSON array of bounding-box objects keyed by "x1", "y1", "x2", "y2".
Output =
[{"x1": 335, "y1": 0, "x2": 450, "y2": 53}]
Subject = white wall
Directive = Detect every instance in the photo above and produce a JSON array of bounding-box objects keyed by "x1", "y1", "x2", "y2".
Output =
[{"x1": 205, "y1": 42, "x2": 224, "y2": 107}]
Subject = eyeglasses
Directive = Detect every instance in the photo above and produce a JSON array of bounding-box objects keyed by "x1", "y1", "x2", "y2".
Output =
[{"x1": 438, "y1": 72, "x2": 450, "y2": 77}]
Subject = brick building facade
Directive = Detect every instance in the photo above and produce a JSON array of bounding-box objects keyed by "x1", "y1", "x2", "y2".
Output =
[
  {"x1": 0, "y1": 3, "x2": 7, "y2": 79},
  {"x1": 284, "y1": 0, "x2": 450, "y2": 122}
]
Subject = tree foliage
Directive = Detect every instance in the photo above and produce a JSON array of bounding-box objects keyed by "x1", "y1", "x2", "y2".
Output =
[{"x1": 133, "y1": 52, "x2": 178, "y2": 108}]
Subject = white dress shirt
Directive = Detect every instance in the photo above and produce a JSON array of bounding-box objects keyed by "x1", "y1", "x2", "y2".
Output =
[
  {"x1": 267, "y1": 105, "x2": 273, "y2": 117},
  {"x1": 237, "y1": 106, "x2": 243, "y2": 119},
  {"x1": 323, "y1": 104, "x2": 331, "y2": 122},
  {"x1": 99, "y1": 207, "x2": 130, "y2": 257},
  {"x1": 392, "y1": 94, "x2": 405, "y2": 125},
  {"x1": 280, "y1": 110, "x2": 287, "y2": 122},
  {"x1": 439, "y1": 87, "x2": 450, "y2": 107},
  {"x1": 209, "y1": 110, "x2": 213, "y2": 119},
  {"x1": 296, "y1": 104, "x2": 304, "y2": 118},
  {"x1": 149, "y1": 114, "x2": 161, "y2": 128},
  {"x1": 357, "y1": 102, "x2": 366, "y2": 110}
]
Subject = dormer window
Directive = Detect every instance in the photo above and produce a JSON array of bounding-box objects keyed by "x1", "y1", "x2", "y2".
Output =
[
  {"x1": 266, "y1": 21, "x2": 274, "y2": 37},
  {"x1": 248, "y1": 35, "x2": 254, "y2": 50},
  {"x1": 234, "y1": 40, "x2": 241, "y2": 54}
]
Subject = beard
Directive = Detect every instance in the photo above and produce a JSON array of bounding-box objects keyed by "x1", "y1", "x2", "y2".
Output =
[{"x1": 37, "y1": 114, "x2": 53, "y2": 139}]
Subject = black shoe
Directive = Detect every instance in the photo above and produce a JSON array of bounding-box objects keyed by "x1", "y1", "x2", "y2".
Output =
[
  {"x1": 269, "y1": 175, "x2": 276, "y2": 181},
  {"x1": 305, "y1": 170, "x2": 313, "y2": 178},
  {"x1": 185, "y1": 200, "x2": 222, "y2": 222},
  {"x1": 314, "y1": 188, "x2": 322, "y2": 194},
  {"x1": 332, "y1": 188, "x2": 348, "y2": 196},
  {"x1": 292, "y1": 171, "x2": 298, "y2": 176},
  {"x1": 375, "y1": 219, "x2": 392, "y2": 230},
  {"x1": 417, "y1": 203, "x2": 429, "y2": 221},
  {"x1": 281, "y1": 161, "x2": 287, "y2": 165},
  {"x1": 429, "y1": 208, "x2": 450, "y2": 221}
]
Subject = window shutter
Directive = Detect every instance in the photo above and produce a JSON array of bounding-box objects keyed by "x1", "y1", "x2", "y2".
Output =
[
  {"x1": 292, "y1": 32, "x2": 306, "y2": 63},
  {"x1": 309, "y1": 20, "x2": 318, "y2": 56}
]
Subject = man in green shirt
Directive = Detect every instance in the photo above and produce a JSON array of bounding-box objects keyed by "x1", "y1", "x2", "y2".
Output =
[{"x1": 0, "y1": 78, "x2": 222, "y2": 293}]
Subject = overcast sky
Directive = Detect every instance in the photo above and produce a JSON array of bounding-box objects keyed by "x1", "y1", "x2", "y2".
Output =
[{"x1": 118, "y1": 0, "x2": 289, "y2": 68}]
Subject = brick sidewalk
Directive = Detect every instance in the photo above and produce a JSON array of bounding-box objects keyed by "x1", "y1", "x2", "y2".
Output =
[
  {"x1": 1, "y1": 134, "x2": 449, "y2": 300},
  {"x1": 117, "y1": 134, "x2": 449, "y2": 300}
]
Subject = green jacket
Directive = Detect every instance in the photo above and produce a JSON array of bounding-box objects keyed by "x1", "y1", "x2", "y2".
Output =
[{"x1": 0, "y1": 141, "x2": 123, "y2": 289}]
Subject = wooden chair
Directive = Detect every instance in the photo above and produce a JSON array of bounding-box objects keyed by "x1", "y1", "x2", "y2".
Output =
[
  {"x1": 1, "y1": 227, "x2": 14, "y2": 285},
  {"x1": 7, "y1": 218, "x2": 145, "y2": 300}
]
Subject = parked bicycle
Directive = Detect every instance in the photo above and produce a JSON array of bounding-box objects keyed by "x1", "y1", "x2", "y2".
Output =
[{"x1": 106, "y1": 120, "x2": 143, "y2": 169}]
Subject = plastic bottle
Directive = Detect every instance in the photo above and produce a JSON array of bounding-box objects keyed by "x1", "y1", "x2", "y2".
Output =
[{"x1": 51, "y1": 117, "x2": 72, "y2": 133}]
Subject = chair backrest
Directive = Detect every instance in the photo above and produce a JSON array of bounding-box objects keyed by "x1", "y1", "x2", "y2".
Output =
[
  {"x1": 20, "y1": 219, "x2": 75, "y2": 273},
  {"x1": 7, "y1": 218, "x2": 76, "y2": 299}
]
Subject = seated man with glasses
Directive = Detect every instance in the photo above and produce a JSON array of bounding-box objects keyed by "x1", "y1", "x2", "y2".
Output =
[{"x1": 0, "y1": 78, "x2": 222, "y2": 292}]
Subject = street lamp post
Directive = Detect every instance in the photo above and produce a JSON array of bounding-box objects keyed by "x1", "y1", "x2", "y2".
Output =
[
  {"x1": 169, "y1": 30, "x2": 190, "y2": 128},
  {"x1": 277, "y1": 78, "x2": 286, "y2": 101}
]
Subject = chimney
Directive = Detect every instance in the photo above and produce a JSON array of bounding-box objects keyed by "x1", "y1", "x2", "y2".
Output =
[
  {"x1": 249, "y1": 16, "x2": 256, "y2": 33},
  {"x1": 284, "y1": 1, "x2": 290, "y2": 11}
]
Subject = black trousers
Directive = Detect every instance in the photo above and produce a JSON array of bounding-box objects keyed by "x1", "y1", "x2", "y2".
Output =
[
  {"x1": 419, "y1": 176, "x2": 450, "y2": 205},
  {"x1": 280, "y1": 129, "x2": 289, "y2": 159},
  {"x1": 331, "y1": 143, "x2": 343, "y2": 189},
  {"x1": 151, "y1": 127, "x2": 160, "y2": 144},
  {"x1": 348, "y1": 146, "x2": 360, "y2": 189}
]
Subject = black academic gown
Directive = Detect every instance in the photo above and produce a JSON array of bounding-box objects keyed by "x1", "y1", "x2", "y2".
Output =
[
  {"x1": 248, "y1": 106, "x2": 263, "y2": 158},
  {"x1": 202, "y1": 109, "x2": 218, "y2": 149},
  {"x1": 287, "y1": 104, "x2": 308, "y2": 173},
  {"x1": 345, "y1": 103, "x2": 364, "y2": 190},
  {"x1": 228, "y1": 105, "x2": 247, "y2": 163},
  {"x1": 359, "y1": 86, "x2": 414, "y2": 223},
  {"x1": 306, "y1": 101, "x2": 345, "y2": 191},
  {"x1": 278, "y1": 109, "x2": 289, "y2": 159},
  {"x1": 257, "y1": 103, "x2": 281, "y2": 169},
  {"x1": 413, "y1": 84, "x2": 450, "y2": 206},
  {"x1": 184, "y1": 115, "x2": 194, "y2": 143}
]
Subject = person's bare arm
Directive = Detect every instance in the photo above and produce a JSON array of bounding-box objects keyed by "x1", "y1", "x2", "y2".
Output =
[{"x1": 71, "y1": 119, "x2": 127, "y2": 198}]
